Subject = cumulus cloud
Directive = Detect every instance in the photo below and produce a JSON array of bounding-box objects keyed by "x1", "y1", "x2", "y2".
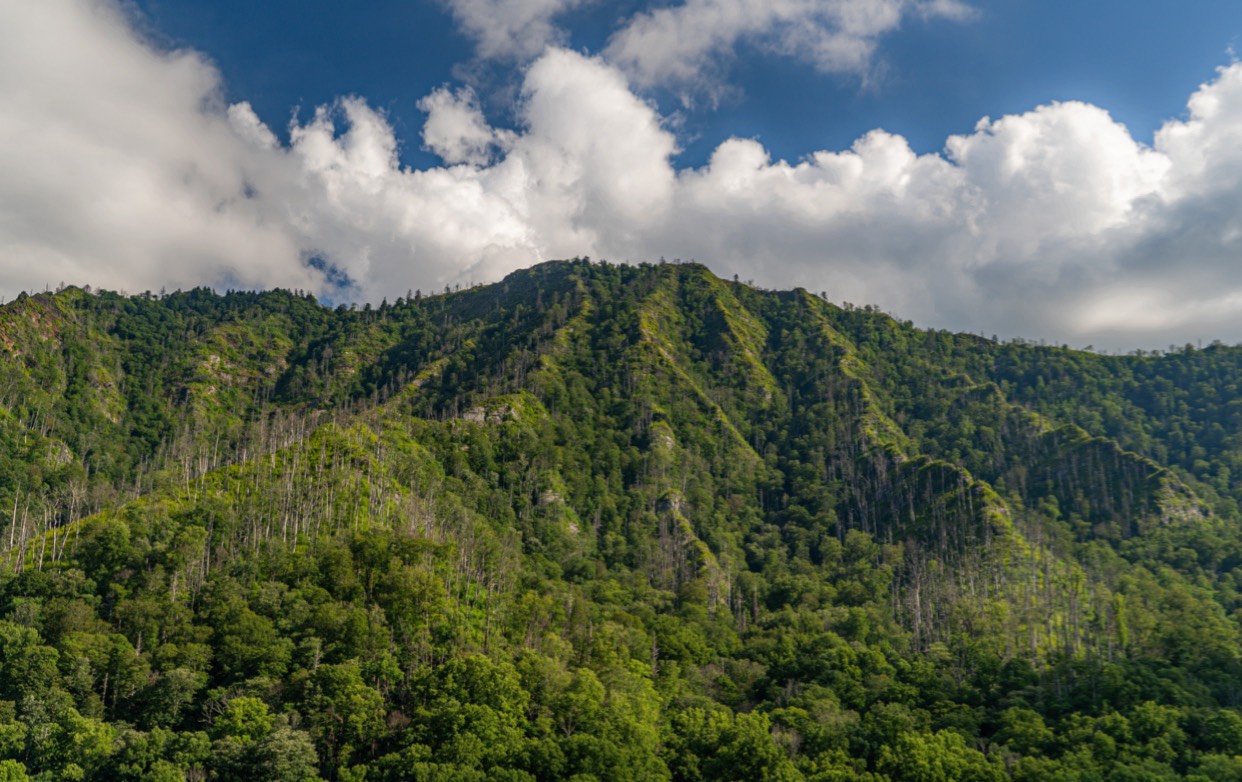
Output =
[
  {"x1": 418, "y1": 87, "x2": 510, "y2": 166},
  {"x1": 604, "y1": 0, "x2": 975, "y2": 88},
  {"x1": 250, "y1": 49, "x2": 677, "y2": 295},
  {"x1": 0, "y1": 0, "x2": 319, "y2": 295},
  {"x1": 10, "y1": 0, "x2": 1242, "y2": 347}
]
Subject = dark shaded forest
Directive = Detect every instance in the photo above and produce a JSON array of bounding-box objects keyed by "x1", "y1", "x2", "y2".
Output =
[{"x1": 1, "y1": 259, "x2": 1242, "y2": 780}]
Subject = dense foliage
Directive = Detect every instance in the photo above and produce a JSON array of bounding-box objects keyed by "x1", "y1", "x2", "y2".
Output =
[{"x1": 1, "y1": 260, "x2": 1242, "y2": 780}]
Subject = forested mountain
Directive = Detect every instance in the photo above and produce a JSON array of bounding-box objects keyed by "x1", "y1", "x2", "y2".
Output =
[{"x1": 3, "y1": 259, "x2": 1242, "y2": 780}]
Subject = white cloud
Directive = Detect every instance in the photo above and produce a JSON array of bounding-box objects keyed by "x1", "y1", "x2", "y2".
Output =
[
  {"x1": 439, "y1": 0, "x2": 585, "y2": 61},
  {"x1": 248, "y1": 49, "x2": 677, "y2": 296},
  {"x1": 436, "y1": 0, "x2": 972, "y2": 92},
  {"x1": 604, "y1": 0, "x2": 974, "y2": 88},
  {"x1": 0, "y1": 0, "x2": 318, "y2": 295},
  {"x1": 418, "y1": 87, "x2": 509, "y2": 166},
  {"x1": 10, "y1": 1, "x2": 1242, "y2": 347},
  {"x1": 268, "y1": 96, "x2": 543, "y2": 294}
]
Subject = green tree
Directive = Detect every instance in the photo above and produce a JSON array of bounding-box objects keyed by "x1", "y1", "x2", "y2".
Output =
[{"x1": 877, "y1": 731, "x2": 1003, "y2": 782}]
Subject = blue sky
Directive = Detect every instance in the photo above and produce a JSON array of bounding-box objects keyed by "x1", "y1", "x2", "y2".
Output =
[
  {"x1": 134, "y1": 0, "x2": 1241, "y2": 164},
  {"x1": 4, "y1": 0, "x2": 1242, "y2": 348}
]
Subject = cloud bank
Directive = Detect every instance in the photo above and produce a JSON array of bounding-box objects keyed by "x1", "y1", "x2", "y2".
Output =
[{"x1": 5, "y1": 0, "x2": 1242, "y2": 347}]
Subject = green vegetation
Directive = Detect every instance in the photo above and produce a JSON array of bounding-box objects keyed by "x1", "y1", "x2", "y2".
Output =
[{"x1": 0, "y1": 260, "x2": 1241, "y2": 779}]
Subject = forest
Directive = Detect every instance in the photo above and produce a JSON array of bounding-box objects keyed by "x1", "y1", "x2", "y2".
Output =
[{"x1": 1, "y1": 258, "x2": 1242, "y2": 780}]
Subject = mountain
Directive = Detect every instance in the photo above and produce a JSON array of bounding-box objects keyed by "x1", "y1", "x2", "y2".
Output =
[{"x1": 1, "y1": 259, "x2": 1242, "y2": 780}]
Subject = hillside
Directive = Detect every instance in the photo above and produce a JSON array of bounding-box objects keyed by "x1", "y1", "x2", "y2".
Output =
[{"x1": 1, "y1": 259, "x2": 1242, "y2": 780}]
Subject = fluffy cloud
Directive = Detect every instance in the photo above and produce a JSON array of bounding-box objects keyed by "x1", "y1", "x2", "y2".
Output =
[
  {"x1": 439, "y1": 0, "x2": 584, "y2": 61},
  {"x1": 418, "y1": 88, "x2": 509, "y2": 166},
  {"x1": 0, "y1": 0, "x2": 318, "y2": 296},
  {"x1": 604, "y1": 0, "x2": 975, "y2": 88},
  {"x1": 249, "y1": 49, "x2": 676, "y2": 296},
  {"x1": 8, "y1": 0, "x2": 1242, "y2": 347}
]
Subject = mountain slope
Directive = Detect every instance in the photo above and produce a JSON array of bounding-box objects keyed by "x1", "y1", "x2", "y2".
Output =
[{"x1": 1, "y1": 261, "x2": 1241, "y2": 780}]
